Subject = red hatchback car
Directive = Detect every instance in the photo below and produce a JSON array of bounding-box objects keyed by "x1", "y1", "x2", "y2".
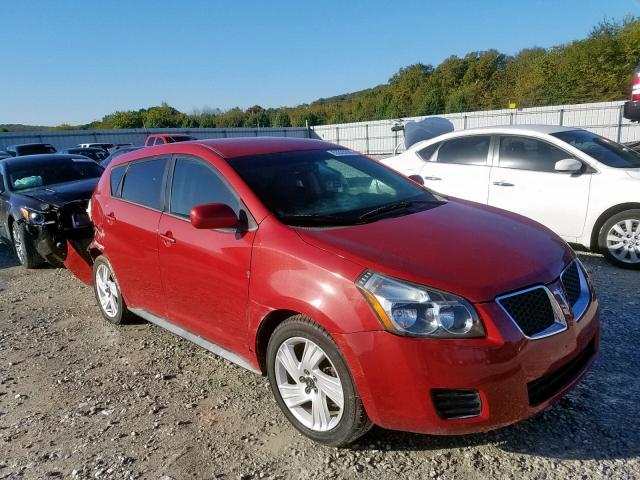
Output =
[{"x1": 88, "y1": 137, "x2": 599, "y2": 446}]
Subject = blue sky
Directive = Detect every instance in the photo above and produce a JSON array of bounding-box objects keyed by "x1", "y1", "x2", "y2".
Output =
[{"x1": 1, "y1": 0, "x2": 638, "y2": 125}]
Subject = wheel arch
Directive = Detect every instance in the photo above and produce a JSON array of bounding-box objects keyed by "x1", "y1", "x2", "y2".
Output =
[
  {"x1": 254, "y1": 309, "x2": 301, "y2": 374},
  {"x1": 590, "y1": 202, "x2": 640, "y2": 250}
]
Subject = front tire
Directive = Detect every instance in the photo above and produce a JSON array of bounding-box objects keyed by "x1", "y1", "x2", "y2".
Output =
[
  {"x1": 266, "y1": 316, "x2": 372, "y2": 447},
  {"x1": 598, "y1": 209, "x2": 640, "y2": 269},
  {"x1": 11, "y1": 222, "x2": 44, "y2": 269},
  {"x1": 92, "y1": 256, "x2": 132, "y2": 324}
]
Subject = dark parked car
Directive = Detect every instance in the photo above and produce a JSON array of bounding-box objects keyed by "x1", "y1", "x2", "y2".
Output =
[
  {"x1": 0, "y1": 150, "x2": 9, "y2": 160},
  {"x1": 0, "y1": 154, "x2": 103, "y2": 268},
  {"x1": 60, "y1": 147, "x2": 109, "y2": 162},
  {"x1": 100, "y1": 146, "x2": 143, "y2": 167},
  {"x1": 6, "y1": 143, "x2": 57, "y2": 157}
]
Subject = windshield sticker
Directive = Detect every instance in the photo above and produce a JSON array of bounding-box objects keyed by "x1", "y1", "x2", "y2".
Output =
[{"x1": 327, "y1": 149, "x2": 358, "y2": 156}]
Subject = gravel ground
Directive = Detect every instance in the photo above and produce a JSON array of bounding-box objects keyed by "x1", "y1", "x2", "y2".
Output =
[{"x1": 0, "y1": 243, "x2": 638, "y2": 480}]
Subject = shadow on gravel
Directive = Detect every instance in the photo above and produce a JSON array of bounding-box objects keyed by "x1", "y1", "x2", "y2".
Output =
[
  {"x1": 357, "y1": 253, "x2": 640, "y2": 461},
  {"x1": 0, "y1": 243, "x2": 20, "y2": 269}
]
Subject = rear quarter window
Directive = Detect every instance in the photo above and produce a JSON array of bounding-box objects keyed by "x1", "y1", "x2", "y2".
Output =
[{"x1": 110, "y1": 165, "x2": 127, "y2": 197}]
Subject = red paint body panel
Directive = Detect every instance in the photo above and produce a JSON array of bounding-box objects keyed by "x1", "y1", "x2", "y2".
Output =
[
  {"x1": 88, "y1": 138, "x2": 601, "y2": 437},
  {"x1": 63, "y1": 240, "x2": 93, "y2": 285},
  {"x1": 296, "y1": 199, "x2": 574, "y2": 303},
  {"x1": 335, "y1": 300, "x2": 599, "y2": 434},
  {"x1": 157, "y1": 212, "x2": 255, "y2": 351}
]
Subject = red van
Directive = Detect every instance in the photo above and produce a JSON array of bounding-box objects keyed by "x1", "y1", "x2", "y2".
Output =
[{"x1": 87, "y1": 137, "x2": 599, "y2": 446}]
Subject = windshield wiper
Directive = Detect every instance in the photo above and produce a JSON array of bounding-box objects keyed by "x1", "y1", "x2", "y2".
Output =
[{"x1": 357, "y1": 200, "x2": 440, "y2": 221}]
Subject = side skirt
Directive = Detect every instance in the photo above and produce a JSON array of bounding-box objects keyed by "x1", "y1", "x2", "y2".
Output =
[{"x1": 129, "y1": 308, "x2": 261, "y2": 375}]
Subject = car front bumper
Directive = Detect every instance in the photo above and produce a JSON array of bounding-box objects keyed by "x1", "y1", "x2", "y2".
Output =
[{"x1": 335, "y1": 297, "x2": 600, "y2": 435}]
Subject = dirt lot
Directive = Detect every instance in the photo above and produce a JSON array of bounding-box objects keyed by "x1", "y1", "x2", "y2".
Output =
[{"x1": 0, "y1": 244, "x2": 638, "y2": 480}]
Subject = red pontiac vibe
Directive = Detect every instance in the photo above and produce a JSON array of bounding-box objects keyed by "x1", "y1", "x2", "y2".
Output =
[{"x1": 86, "y1": 137, "x2": 599, "y2": 446}]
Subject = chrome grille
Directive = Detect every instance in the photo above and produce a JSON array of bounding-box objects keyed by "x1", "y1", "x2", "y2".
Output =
[
  {"x1": 497, "y1": 287, "x2": 564, "y2": 338},
  {"x1": 560, "y1": 260, "x2": 591, "y2": 321}
]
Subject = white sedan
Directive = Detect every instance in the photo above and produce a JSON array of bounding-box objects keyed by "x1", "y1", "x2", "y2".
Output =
[{"x1": 382, "y1": 125, "x2": 640, "y2": 268}]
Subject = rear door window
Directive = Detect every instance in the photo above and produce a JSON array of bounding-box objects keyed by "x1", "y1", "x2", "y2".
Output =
[
  {"x1": 169, "y1": 157, "x2": 240, "y2": 218},
  {"x1": 120, "y1": 158, "x2": 168, "y2": 209},
  {"x1": 436, "y1": 136, "x2": 490, "y2": 165},
  {"x1": 499, "y1": 136, "x2": 570, "y2": 172}
]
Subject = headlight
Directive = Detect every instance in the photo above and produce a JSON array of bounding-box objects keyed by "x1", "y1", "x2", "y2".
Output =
[
  {"x1": 356, "y1": 270, "x2": 485, "y2": 338},
  {"x1": 20, "y1": 207, "x2": 47, "y2": 225}
]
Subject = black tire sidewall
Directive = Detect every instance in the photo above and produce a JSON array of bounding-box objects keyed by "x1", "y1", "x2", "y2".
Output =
[
  {"x1": 266, "y1": 317, "x2": 367, "y2": 447},
  {"x1": 598, "y1": 209, "x2": 640, "y2": 270},
  {"x1": 11, "y1": 222, "x2": 43, "y2": 269},
  {"x1": 92, "y1": 255, "x2": 127, "y2": 324}
]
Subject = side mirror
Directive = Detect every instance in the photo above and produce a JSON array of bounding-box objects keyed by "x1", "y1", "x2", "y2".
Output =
[
  {"x1": 408, "y1": 174, "x2": 425, "y2": 185},
  {"x1": 554, "y1": 158, "x2": 582, "y2": 173},
  {"x1": 190, "y1": 203, "x2": 238, "y2": 230}
]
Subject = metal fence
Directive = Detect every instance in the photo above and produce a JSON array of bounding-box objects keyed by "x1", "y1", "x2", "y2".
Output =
[
  {"x1": 0, "y1": 127, "x2": 310, "y2": 151},
  {"x1": 2, "y1": 101, "x2": 639, "y2": 156},
  {"x1": 310, "y1": 100, "x2": 640, "y2": 156}
]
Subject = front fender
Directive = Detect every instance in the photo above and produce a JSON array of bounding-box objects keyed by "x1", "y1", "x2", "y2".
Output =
[{"x1": 246, "y1": 217, "x2": 383, "y2": 356}]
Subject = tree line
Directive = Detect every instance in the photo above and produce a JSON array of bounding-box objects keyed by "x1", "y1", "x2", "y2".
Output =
[{"x1": 42, "y1": 18, "x2": 640, "y2": 131}]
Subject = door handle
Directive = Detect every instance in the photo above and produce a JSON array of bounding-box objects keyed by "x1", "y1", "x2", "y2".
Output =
[
  {"x1": 159, "y1": 232, "x2": 176, "y2": 245},
  {"x1": 424, "y1": 176, "x2": 442, "y2": 181},
  {"x1": 493, "y1": 181, "x2": 515, "y2": 187}
]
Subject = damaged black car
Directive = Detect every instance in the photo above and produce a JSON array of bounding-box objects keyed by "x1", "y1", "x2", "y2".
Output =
[{"x1": 0, "y1": 154, "x2": 102, "y2": 268}]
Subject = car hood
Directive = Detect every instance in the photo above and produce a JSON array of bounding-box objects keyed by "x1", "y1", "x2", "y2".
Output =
[
  {"x1": 18, "y1": 178, "x2": 99, "y2": 207},
  {"x1": 295, "y1": 200, "x2": 573, "y2": 303}
]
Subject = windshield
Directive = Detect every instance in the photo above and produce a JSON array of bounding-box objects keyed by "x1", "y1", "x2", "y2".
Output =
[
  {"x1": 16, "y1": 144, "x2": 56, "y2": 156},
  {"x1": 8, "y1": 159, "x2": 103, "y2": 191},
  {"x1": 227, "y1": 149, "x2": 442, "y2": 226},
  {"x1": 552, "y1": 130, "x2": 640, "y2": 168},
  {"x1": 167, "y1": 136, "x2": 195, "y2": 143}
]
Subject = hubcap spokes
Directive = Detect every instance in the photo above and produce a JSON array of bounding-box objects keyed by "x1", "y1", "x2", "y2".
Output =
[
  {"x1": 274, "y1": 337, "x2": 344, "y2": 432},
  {"x1": 96, "y1": 264, "x2": 118, "y2": 317},
  {"x1": 607, "y1": 219, "x2": 640, "y2": 264},
  {"x1": 12, "y1": 225, "x2": 25, "y2": 264}
]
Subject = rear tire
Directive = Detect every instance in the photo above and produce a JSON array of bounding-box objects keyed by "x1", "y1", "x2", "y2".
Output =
[
  {"x1": 92, "y1": 255, "x2": 132, "y2": 324},
  {"x1": 266, "y1": 315, "x2": 372, "y2": 447},
  {"x1": 11, "y1": 222, "x2": 44, "y2": 269},
  {"x1": 598, "y1": 209, "x2": 640, "y2": 269}
]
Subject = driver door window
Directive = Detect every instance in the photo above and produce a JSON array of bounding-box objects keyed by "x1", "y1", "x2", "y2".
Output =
[
  {"x1": 498, "y1": 136, "x2": 573, "y2": 172},
  {"x1": 169, "y1": 157, "x2": 240, "y2": 217}
]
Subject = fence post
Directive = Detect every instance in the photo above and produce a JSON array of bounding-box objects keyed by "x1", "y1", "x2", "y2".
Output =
[
  {"x1": 306, "y1": 120, "x2": 310, "y2": 138},
  {"x1": 509, "y1": 112, "x2": 514, "y2": 125},
  {"x1": 336, "y1": 126, "x2": 340, "y2": 145},
  {"x1": 617, "y1": 104, "x2": 624, "y2": 143},
  {"x1": 365, "y1": 124, "x2": 370, "y2": 154},
  {"x1": 559, "y1": 108, "x2": 564, "y2": 126},
  {"x1": 463, "y1": 115, "x2": 468, "y2": 129}
]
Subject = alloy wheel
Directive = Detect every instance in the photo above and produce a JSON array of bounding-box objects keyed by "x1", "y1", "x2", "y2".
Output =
[
  {"x1": 606, "y1": 219, "x2": 640, "y2": 264},
  {"x1": 274, "y1": 337, "x2": 344, "y2": 432},
  {"x1": 11, "y1": 224, "x2": 25, "y2": 265},
  {"x1": 95, "y1": 264, "x2": 119, "y2": 318}
]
